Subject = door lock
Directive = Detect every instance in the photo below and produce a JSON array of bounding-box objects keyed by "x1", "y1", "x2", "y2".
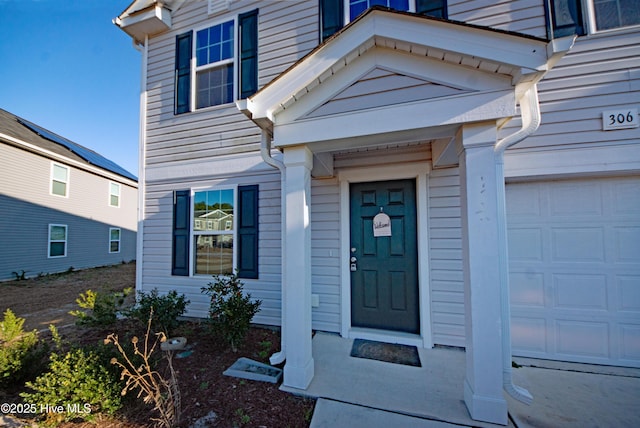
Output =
[{"x1": 350, "y1": 256, "x2": 357, "y2": 272}]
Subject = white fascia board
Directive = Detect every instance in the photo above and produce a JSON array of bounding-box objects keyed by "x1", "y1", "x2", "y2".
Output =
[
  {"x1": 273, "y1": 90, "x2": 515, "y2": 148},
  {"x1": 371, "y1": 12, "x2": 551, "y2": 73},
  {"x1": 248, "y1": 10, "x2": 554, "y2": 124}
]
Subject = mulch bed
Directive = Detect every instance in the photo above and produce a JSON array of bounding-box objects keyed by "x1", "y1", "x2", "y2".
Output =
[{"x1": 0, "y1": 263, "x2": 315, "y2": 427}]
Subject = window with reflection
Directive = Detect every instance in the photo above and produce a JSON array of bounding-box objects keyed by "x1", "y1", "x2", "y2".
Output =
[{"x1": 192, "y1": 188, "x2": 235, "y2": 275}]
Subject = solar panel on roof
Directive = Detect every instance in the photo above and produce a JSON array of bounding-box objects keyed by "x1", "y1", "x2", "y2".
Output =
[{"x1": 17, "y1": 118, "x2": 137, "y2": 181}]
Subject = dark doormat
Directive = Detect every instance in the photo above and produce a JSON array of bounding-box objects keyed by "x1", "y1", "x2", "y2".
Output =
[{"x1": 350, "y1": 339, "x2": 422, "y2": 367}]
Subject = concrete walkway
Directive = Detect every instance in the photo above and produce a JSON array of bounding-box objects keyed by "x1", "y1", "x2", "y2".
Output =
[{"x1": 282, "y1": 332, "x2": 640, "y2": 428}]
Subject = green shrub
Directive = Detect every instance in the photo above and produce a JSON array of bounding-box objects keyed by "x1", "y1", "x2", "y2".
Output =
[
  {"x1": 20, "y1": 326, "x2": 122, "y2": 425},
  {"x1": 201, "y1": 272, "x2": 262, "y2": 352},
  {"x1": 69, "y1": 288, "x2": 132, "y2": 327},
  {"x1": 127, "y1": 289, "x2": 189, "y2": 335},
  {"x1": 0, "y1": 309, "x2": 46, "y2": 389}
]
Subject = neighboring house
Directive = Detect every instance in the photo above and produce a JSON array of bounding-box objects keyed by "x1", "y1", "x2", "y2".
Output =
[
  {"x1": 0, "y1": 109, "x2": 138, "y2": 281},
  {"x1": 115, "y1": 1, "x2": 639, "y2": 424}
]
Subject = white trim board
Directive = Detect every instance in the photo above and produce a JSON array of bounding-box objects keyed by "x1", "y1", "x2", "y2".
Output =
[{"x1": 338, "y1": 162, "x2": 433, "y2": 349}]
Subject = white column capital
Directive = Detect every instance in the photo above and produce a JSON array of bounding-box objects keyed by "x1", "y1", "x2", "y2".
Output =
[
  {"x1": 456, "y1": 122, "x2": 497, "y2": 153},
  {"x1": 283, "y1": 145, "x2": 313, "y2": 169}
]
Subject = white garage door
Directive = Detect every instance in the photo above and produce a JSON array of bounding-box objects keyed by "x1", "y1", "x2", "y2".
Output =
[{"x1": 507, "y1": 176, "x2": 640, "y2": 368}]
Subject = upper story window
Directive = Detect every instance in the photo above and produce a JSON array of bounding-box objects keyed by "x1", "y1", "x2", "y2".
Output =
[
  {"x1": 109, "y1": 182, "x2": 121, "y2": 207},
  {"x1": 51, "y1": 163, "x2": 69, "y2": 197},
  {"x1": 549, "y1": 0, "x2": 640, "y2": 37},
  {"x1": 321, "y1": 0, "x2": 447, "y2": 42},
  {"x1": 196, "y1": 20, "x2": 235, "y2": 108},
  {"x1": 175, "y1": 9, "x2": 258, "y2": 114}
]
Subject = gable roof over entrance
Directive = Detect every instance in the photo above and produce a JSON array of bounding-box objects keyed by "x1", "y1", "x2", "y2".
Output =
[{"x1": 238, "y1": 7, "x2": 573, "y2": 153}]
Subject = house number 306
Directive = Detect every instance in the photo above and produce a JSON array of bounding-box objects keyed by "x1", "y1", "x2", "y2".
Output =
[{"x1": 602, "y1": 108, "x2": 638, "y2": 130}]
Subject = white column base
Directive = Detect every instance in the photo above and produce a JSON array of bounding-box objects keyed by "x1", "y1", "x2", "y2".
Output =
[
  {"x1": 464, "y1": 379, "x2": 508, "y2": 426},
  {"x1": 283, "y1": 357, "x2": 315, "y2": 390}
]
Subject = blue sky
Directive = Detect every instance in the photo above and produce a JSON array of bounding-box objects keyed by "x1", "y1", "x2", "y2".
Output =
[{"x1": 0, "y1": 0, "x2": 141, "y2": 177}]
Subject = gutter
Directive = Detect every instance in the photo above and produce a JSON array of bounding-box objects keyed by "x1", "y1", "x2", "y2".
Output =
[
  {"x1": 259, "y1": 128, "x2": 287, "y2": 366},
  {"x1": 493, "y1": 85, "x2": 540, "y2": 405}
]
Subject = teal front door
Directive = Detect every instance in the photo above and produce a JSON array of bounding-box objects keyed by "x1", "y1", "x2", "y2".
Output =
[{"x1": 350, "y1": 179, "x2": 419, "y2": 334}]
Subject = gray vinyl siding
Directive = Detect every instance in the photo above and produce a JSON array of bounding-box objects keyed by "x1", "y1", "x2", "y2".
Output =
[
  {"x1": 311, "y1": 177, "x2": 341, "y2": 332},
  {"x1": 0, "y1": 143, "x2": 137, "y2": 281},
  {"x1": 513, "y1": 30, "x2": 640, "y2": 153},
  {"x1": 428, "y1": 167, "x2": 465, "y2": 347},
  {"x1": 140, "y1": 167, "x2": 283, "y2": 326},
  {"x1": 143, "y1": 0, "x2": 318, "y2": 167},
  {"x1": 449, "y1": 0, "x2": 547, "y2": 38}
]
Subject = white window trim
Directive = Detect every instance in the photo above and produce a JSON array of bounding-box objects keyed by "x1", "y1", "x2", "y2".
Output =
[
  {"x1": 109, "y1": 227, "x2": 121, "y2": 254},
  {"x1": 191, "y1": 16, "x2": 239, "y2": 111},
  {"x1": 109, "y1": 182, "x2": 121, "y2": 207},
  {"x1": 189, "y1": 185, "x2": 238, "y2": 276},
  {"x1": 50, "y1": 162, "x2": 69, "y2": 198},
  {"x1": 48, "y1": 224, "x2": 68, "y2": 258},
  {"x1": 344, "y1": 0, "x2": 417, "y2": 25},
  {"x1": 584, "y1": 0, "x2": 640, "y2": 34}
]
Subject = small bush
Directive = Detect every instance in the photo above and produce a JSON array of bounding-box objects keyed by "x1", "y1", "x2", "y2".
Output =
[
  {"x1": 69, "y1": 288, "x2": 132, "y2": 327},
  {"x1": 201, "y1": 272, "x2": 262, "y2": 352},
  {"x1": 0, "y1": 309, "x2": 47, "y2": 389},
  {"x1": 21, "y1": 326, "x2": 122, "y2": 425},
  {"x1": 127, "y1": 289, "x2": 189, "y2": 335}
]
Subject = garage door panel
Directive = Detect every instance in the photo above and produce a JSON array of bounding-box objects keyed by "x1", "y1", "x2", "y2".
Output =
[
  {"x1": 553, "y1": 273, "x2": 608, "y2": 310},
  {"x1": 555, "y1": 320, "x2": 609, "y2": 359},
  {"x1": 509, "y1": 228, "x2": 543, "y2": 261},
  {"x1": 614, "y1": 226, "x2": 640, "y2": 263},
  {"x1": 512, "y1": 317, "x2": 547, "y2": 353},
  {"x1": 505, "y1": 183, "x2": 542, "y2": 217},
  {"x1": 550, "y1": 182, "x2": 603, "y2": 217},
  {"x1": 551, "y1": 227, "x2": 605, "y2": 262},
  {"x1": 508, "y1": 176, "x2": 640, "y2": 368},
  {"x1": 620, "y1": 325, "x2": 640, "y2": 360},
  {"x1": 612, "y1": 181, "x2": 640, "y2": 215},
  {"x1": 510, "y1": 272, "x2": 545, "y2": 306},
  {"x1": 618, "y1": 275, "x2": 640, "y2": 312}
]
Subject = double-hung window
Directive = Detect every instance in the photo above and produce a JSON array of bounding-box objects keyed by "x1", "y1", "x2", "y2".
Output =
[
  {"x1": 174, "y1": 9, "x2": 258, "y2": 114},
  {"x1": 320, "y1": 0, "x2": 447, "y2": 42},
  {"x1": 172, "y1": 185, "x2": 258, "y2": 278},
  {"x1": 193, "y1": 188, "x2": 235, "y2": 275},
  {"x1": 51, "y1": 163, "x2": 69, "y2": 197},
  {"x1": 109, "y1": 228, "x2": 121, "y2": 253},
  {"x1": 48, "y1": 224, "x2": 67, "y2": 258},
  {"x1": 196, "y1": 20, "x2": 235, "y2": 108},
  {"x1": 548, "y1": 0, "x2": 640, "y2": 37},
  {"x1": 109, "y1": 182, "x2": 121, "y2": 207}
]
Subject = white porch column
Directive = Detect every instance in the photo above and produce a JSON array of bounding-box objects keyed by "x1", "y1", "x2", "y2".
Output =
[
  {"x1": 458, "y1": 123, "x2": 508, "y2": 425},
  {"x1": 282, "y1": 145, "x2": 315, "y2": 389}
]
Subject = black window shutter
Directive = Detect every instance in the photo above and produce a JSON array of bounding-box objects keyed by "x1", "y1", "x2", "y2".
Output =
[
  {"x1": 239, "y1": 9, "x2": 259, "y2": 99},
  {"x1": 416, "y1": 0, "x2": 447, "y2": 19},
  {"x1": 237, "y1": 185, "x2": 259, "y2": 279},
  {"x1": 175, "y1": 31, "x2": 192, "y2": 115},
  {"x1": 320, "y1": 0, "x2": 344, "y2": 42},
  {"x1": 172, "y1": 190, "x2": 190, "y2": 276},
  {"x1": 547, "y1": 0, "x2": 585, "y2": 38}
]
